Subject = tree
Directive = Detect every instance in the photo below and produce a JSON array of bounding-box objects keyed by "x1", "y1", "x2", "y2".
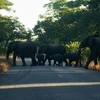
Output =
[
  {"x1": 87, "y1": 0, "x2": 100, "y2": 33},
  {"x1": 0, "y1": 0, "x2": 13, "y2": 11},
  {"x1": 34, "y1": 0, "x2": 86, "y2": 43},
  {"x1": 33, "y1": 0, "x2": 100, "y2": 44}
]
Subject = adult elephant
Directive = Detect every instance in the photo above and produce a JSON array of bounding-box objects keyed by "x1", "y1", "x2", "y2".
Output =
[
  {"x1": 79, "y1": 34, "x2": 100, "y2": 69},
  {"x1": 6, "y1": 41, "x2": 37, "y2": 66},
  {"x1": 38, "y1": 44, "x2": 68, "y2": 66}
]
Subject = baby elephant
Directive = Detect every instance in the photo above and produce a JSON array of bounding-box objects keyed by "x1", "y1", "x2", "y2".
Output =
[
  {"x1": 64, "y1": 50, "x2": 82, "y2": 67},
  {"x1": 36, "y1": 54, "x2": 45, "y2": 65},
  {"x1": 51, "y1": 54, "x2": 64, "y2": 66}
]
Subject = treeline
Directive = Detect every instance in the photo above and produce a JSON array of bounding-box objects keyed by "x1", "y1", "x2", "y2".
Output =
[
  {"x1": 0, "y1": 0, "x2": 100, "y2": 54},
  {"x1": 33, "y1": 0, "x2": 100, "y2": 44}
]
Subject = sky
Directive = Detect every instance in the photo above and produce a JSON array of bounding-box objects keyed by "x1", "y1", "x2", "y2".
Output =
[{"x1": 2, "y1": 0, "x2": 50, "y2": 29}]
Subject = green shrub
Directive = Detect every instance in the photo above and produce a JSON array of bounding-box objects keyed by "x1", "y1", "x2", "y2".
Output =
[{"x1": 65, "y1": 41, "x2": 80, "y2": 53}]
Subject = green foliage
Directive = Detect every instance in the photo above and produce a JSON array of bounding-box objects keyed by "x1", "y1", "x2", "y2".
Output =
[
  {"x1": 34, "y1": 0, "x2": 100, "y2": 44},
  {"x1": 0, "y1": 0, "x2": 13, "y2": 11},
  {"x1": 0, "y1": 15, "x2": 27, "y2": 42},
  {"x1": 65, "y1": 41, "x2": 80, "y2": 53}
]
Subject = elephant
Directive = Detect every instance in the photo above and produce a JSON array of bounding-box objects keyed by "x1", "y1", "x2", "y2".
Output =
[
  {"x1": 38, "y1": 44, "x2": 68, "y2": 66},
  {"x1": 36, "y1": 54, "x2": 45, "y2": 65},
  {"x1": 79, "y1": 34, "x2": 100, "y2": 69},
  {"x1": 6, "y1": 41, "x2": 37, "y2": 66},
  {"x1": 50, "y1": 54, "x2": 64, "y2": 66},
  {"x1": 64, "y1": 50, "x2": 82, "y2": 67}
]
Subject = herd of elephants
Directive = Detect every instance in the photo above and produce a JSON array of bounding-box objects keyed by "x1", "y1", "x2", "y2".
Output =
[{"x1": 6, "y1": 34, "x2": 100, "y2": 69}]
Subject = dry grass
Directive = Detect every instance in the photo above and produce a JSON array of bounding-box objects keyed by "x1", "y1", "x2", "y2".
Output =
[
  {"x1": 0, "y1": 55, "x2": 13, "y2": 74},
  {"x1": 82, "y1": 61, "x2": 100, "y2": 71},
  {"x1": 72, "y1": 60, "x2": 100, "y2": 71}
]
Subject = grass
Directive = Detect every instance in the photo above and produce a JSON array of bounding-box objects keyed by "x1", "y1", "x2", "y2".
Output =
[{"x1": 0, "y1": 55, "x2": 13, "y2": 74}]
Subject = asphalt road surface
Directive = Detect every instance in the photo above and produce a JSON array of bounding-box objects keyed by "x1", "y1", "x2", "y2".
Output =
[{"x1": 0, "y1": 58, "x2": 100, "y2": 100}]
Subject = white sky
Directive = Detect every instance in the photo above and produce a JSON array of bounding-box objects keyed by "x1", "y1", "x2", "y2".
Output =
[{"x1": 1, "y1": 0, "x2": 50, "y2": 29}]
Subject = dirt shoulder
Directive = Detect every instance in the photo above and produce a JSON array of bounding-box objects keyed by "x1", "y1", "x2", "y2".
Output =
[{"x1": 0, "y1": 55, "x2": 13, "y2": 73}]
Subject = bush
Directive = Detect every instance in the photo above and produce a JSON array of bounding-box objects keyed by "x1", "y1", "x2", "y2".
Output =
[{"x1": 65, "y1": 41, "x2": 80, "y2": 53}]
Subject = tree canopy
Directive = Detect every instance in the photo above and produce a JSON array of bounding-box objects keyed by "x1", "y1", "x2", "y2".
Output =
[{"x1": 33, "y1": 0, "x2": 100, "y2": 44}]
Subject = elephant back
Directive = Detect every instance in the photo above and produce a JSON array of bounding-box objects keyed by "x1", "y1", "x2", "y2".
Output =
[
  {"x1": 47, "y1": 44, "x2": 66, "y2": 55},
  {"x1": 38, "y1": 44, "x2": 66, "y2": 56},
  {"x1": 17, "y1": 41, "x2": 37, "y2": 57}
]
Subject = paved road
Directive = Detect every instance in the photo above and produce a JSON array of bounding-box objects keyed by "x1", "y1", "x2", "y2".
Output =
[{"x1": 0, "y1": 58, "x2": 100, "y2": 100}]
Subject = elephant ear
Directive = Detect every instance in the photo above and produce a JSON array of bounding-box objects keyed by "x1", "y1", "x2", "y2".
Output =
[
  {"x1": 38, "y1": 44, "x2": 48, "y2": 54},
  {"x1": 79, "y1": 34, "x2": 99, "y2": 49},
  {"x1": 11, "y1": 41, "x2": 20, "y2": 51},
  {"x1": 79, "y1": 35, "x2": 90, "y2": 48},
  {"x1": 87, "y1": 34, "x2": 99, "y2": 47}
]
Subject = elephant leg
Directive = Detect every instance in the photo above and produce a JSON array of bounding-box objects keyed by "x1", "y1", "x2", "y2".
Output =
[
  {"x1": 45, "y1": 55, "x2": 51, "y2": 65},
  {"x1": 93, "y1": 56, "x2": 98, "y2": 65},
  {"x1": 64, "y1": 58, "x2": 68, "y2": 66},
  {"x1": 60, "y1": 60, "x2": 63, "y2": 66},
  {"x1": 58, "y1": 61, "x2": 61, "y2": 66},
  {"x1": 38, "y1": 61, "x2": 41, "y2": 65},
  {"x1": 75, "y1": 60, "x2": 78, "y2": 67},
  {"x1": 31, "y1": 57, "x2": 37, "y2": 66},
  {"x1": 48, "y1": 59, "x2": 51, "y2": 66},
  {"x1": 53, "y1": 60, "x2": 56, "y2": 66},
  {"x1": 44, "y1": 56, "x2": 48, "y2": 65},
  {"x1": 69, "y1": 60, "x2": 72, "y2": 66},
  {"x1": 21, "y1": 57, "x2": 26, "y2": 66},
  {"x1": 85, "y1": 55, "x2": 93, "y2": 69},
  {"x1": 42, "y1": 60, "x2": 45, "y2": 65},
  {"x1": 79, "y1": 57, "x2": 82, "y2": 67},
  {"x1": 38, "y1": 59, "x2": 41, "y2": 65},
  {"x1": 47, "y1": 56, "x2": 51, "y2": 66},
  {"x1": 12, "y1": 53, "x2": 16, "y2": 66}
]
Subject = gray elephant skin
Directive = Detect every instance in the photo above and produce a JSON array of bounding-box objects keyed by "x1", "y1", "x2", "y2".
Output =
[
  {"x1": 64, "y1": 50, "x2": 82, "y2": 67},
  {"x1": 79, "y1": 34, "x2": 100, "y2": 69},
  {"x1": 38, "y1": 44, "x2": 68, "y2": 66},
  {"x1": 36, "y1": 54, "x2": 45, "y2": 65},
  {"x1": 6, "y1": 41, "x2": 37, "y2": 66}
]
